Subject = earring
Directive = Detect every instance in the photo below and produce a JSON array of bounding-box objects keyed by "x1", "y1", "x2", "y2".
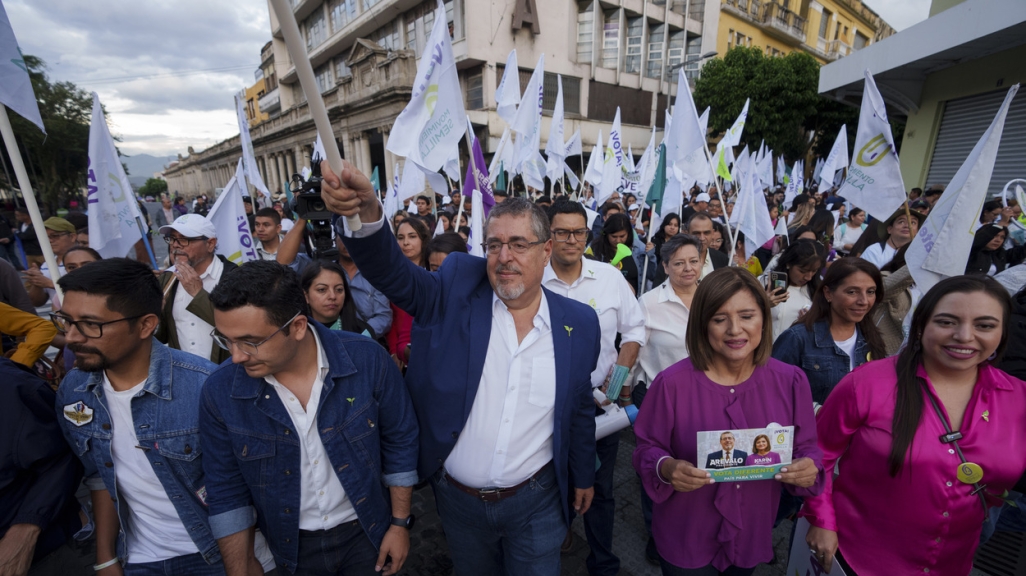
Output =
[{"x1": 987, "y1": 352, "x2": 997, "y2": 362}]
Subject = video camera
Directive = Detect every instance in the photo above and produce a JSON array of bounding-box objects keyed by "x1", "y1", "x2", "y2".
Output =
[{"x1": 288, "y1": 154, "x2": 338, "y2": 260}]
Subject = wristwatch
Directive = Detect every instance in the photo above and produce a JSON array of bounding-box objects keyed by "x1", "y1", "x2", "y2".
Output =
[{"x1": 391, "y1": 515, "x2": 415, "y2": 530}]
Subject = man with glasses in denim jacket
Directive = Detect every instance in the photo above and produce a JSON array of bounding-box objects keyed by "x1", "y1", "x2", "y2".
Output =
[
  {"x1": 156, "y1": 214, "x2": 237, "y2": 363},
  {"x1": 201, "y1": 260, "x2": 418, "y2": 576},
  {"x1": 52, "y1": 258, "x2": 274, "y2": 576}
]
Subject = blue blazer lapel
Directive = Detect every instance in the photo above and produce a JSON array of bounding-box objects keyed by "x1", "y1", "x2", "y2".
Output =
[
  {"x1": 464, "y1": 283, "x2": 493, "y2": 420},
  {"x1": 546, "y1": 290, "x2": 572, "y2": 428}
]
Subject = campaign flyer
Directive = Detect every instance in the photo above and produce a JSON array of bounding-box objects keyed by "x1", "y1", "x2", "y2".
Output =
[{"x1": 696, "y1": 425, "x2": 794, "y2": 482}]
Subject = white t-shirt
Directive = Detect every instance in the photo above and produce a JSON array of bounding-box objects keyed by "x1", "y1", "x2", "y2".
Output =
[
  {"x1": 861, "y1": 242, "x2": 896, "y2": 269},
  {"x1": 834, "y1": 330, "x2": 858, "y2": 370},
  {"x1": 771, "y1": 284, "x2": 813, "y2": 342},
  {"x1": 102, "y1": 375, "x2": 200, "y2": 564}
]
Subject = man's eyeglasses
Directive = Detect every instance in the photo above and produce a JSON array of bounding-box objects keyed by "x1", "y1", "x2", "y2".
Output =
[
  {"x1": 482, "y1": 239, "x2": 545, "y2": 255},
  {"x1": 211, "y1": 312, "x2": 301, "y2": 356},
  {"x1": 50, "y1": 313, "x2": 145, "y2": 338},
  {"x1": 551, "y1": 229, "x2": 589, "y2": 243},
  {"x1": 164, "y1": 235, "x2": 207, "y2": 248}
]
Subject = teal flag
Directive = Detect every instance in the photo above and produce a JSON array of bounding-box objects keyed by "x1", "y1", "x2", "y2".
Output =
[
  {"x1": 495, "y1": 161, "x2": 507, "y2": 192},
  {"x1": 646, "y1": 144, "x2": 666, "y2": 214},
  {"x1": 370, "y1": 166, "x2": 381, "y2": 193}
]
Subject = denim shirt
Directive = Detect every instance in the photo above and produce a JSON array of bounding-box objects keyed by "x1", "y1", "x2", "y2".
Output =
[
  {"x1": 54, "y1": 341, "x2": 220, "y2": 564},
  {"x1": 771, "y1": 319, "x2": 870, "y2": 405},
  {"x1": 199, "y1": 321, "x2": 418, "y2": 574}
]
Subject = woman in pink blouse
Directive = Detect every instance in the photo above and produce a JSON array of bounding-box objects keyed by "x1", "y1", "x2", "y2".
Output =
[
  {"x1": 803, "y1": 275, "x2": 1026, "y2": 575},
  {"x1": 633, "y1": 267, "x2": 824, "y2": 575}
]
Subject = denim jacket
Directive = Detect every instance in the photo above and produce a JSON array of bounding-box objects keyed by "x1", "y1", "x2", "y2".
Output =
[
  {"x1": 199, "y1": 321, "x2": 418, "y2": 574},
  {"x1": 771, "y1": 319, "x2": 870, "y2": 405},
  {"x1": 55, "y1": 341, "x2": 220, "y2": 564}
]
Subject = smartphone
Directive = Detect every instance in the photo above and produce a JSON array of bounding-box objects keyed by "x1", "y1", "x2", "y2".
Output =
[{"x1": 770, "y1": 272, "x2": 788, "y2": 291}]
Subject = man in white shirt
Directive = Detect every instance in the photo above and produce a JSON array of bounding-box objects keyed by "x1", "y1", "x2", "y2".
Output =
[
  {"x1": 155, "y1": 214, "x2": 237, "y2": 363},
  {"x1": 542, "y1": 199, "x2": 645, "y2": 576},
  {"x1": 24, "y1": 217, "x2": 78, "y2": 307},
  {"x1": 860, "y1": 206, "x2": 924, "y2": 269},
  {"x1": 321, "y1": 162, "x2": 600, "y2": 576},
  {"x1": 253, "y1": 207, "x2": 283, "y2": 261}
]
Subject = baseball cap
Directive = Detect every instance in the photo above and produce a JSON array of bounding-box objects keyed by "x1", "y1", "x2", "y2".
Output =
[
  {"x1": 43, "y1": 217, "x2": 76, "y2": 234},
  {"x1": 159, "y1": 213, "x2": 217, "y2": 239},
  {"x1": 695, "y1": 193, "x2": 711, "y2": 203}
]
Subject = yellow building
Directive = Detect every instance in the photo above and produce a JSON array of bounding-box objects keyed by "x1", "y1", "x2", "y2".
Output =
[
  {"x1": 707, "y1": 0, "x2": 895, "y2": 64},
  {"x1": 243, "y1": 81, "x2": 269, "y2": 128}
]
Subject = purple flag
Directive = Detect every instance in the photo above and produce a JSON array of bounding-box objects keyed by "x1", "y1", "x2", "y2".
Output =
[{"x1": 463, "y1": 136, "x2": 495, "y2": 218}]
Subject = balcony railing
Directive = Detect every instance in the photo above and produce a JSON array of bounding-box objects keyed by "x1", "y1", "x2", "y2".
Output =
[
  {"x1": 826, "y1": 39, "x2": 852, "y2": 60},
  {"x1": 761, "y1": 2, "x2": 806, "y2": 44},
  {"x1": 258, "y1": 87, "x2": 280, "y2": 114}
]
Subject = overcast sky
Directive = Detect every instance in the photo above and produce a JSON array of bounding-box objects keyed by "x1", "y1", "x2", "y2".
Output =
[{"x1": 6, "y1": 0, "x2": 932, "y2": 160}]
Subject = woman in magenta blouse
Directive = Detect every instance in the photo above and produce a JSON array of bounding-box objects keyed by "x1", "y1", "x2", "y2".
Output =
[
  {"x1": 803, "y1": 275, "x2": 1026, "y2": 575},
  {"x1": 744, "y1": 435, "x2": 782, "y2": 466},
  {"x1": 633, "y1": 267, "x2": 824, "y2": 575}
]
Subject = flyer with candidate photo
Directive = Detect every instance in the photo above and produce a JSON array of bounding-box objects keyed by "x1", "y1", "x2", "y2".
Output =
[{"x1": 696, "y1": 425, "x2": 794, "y2": 482}]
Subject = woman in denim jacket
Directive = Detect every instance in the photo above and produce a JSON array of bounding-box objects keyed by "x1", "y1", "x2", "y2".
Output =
[{"x1": 772, "y1": 258, "x2": 888, "y2": 407}]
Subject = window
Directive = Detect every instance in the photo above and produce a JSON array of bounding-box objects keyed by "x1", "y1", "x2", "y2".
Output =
[
  {"x1": 314, "y1": 64, "x2": 333, "y2": 93},
  {"x1": 466, "y1": 70, "x2": 483, "y2": 109},
  {"x1": 727, "y1": 28, "x2": 734, "y2": 50},
  {"x1": 305, "y1": 9, "x2": 327, "y2": 51},
  {"x1": 667, "y1": 29, "x2": 685, "y2": 71},
  {"x1": 577, "y1": 1, "x2": 594, "y2": 64},
  {"x1": 600, "y1": 9, "x2": 619, "y2": 69},
  {"x1": 362, "y1": 0, "x2": 380, "y2": 9},
  {"x1": 406, "y1": 17, "x2": 417, "y2": 51},
  {"x1": 544, "y1": 74, "x2": 581, "y2": 114},
  {"x1": 853, "y1": 32, "x2": 869, "y2": 50},
  {"x1": 646, "y1": 24, "x2": 664, "y2": 79},
  {"x1": 330, "y1": 0, "x2": 358, "y2": 33},
  {"x1": 624, "y1": 17, "x2": 643, "y2": 74},
  {"x1": 374, "y1": 19, "x2": 400, "y2": 51},
  {"x1": 819, "y1": 9, "x2": 831, "y2": 39},
  {"x1": 684, "y1": 35, "x2": 702, "y2": 78},
  {"x1": 336, "y1": 57, "x2": 351, "y2": 79}
]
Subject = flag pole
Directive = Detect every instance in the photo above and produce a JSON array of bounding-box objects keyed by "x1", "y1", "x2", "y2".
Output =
[
  {"x1": 0, "y1": 104, "x2": 63, "y2": 302},
  {"x1": 269, "y1": 0, "x2": 361, "y2": 231},
  {"x1": 135, "y1": 214, "x2": 159, "y2": 269}
]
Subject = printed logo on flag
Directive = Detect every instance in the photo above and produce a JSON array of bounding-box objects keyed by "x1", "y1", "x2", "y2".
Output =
[{"x1": 855, "y1": 134, "x2": 890, "y2": 167}]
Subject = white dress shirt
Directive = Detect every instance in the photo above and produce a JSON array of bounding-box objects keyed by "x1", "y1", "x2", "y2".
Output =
[
  {"x1": 860, "y1": 241, "x2": 896, "y2": 269},
  {"x1": 265, "y1": 329, "x2": 357, "y2": 530},
  {"x1": 170, "y1": 256, "x2": 223, "y2": 360},
  {"x1": 700, "y1": 251, "x2": 715, "y2": 279},
  {"x1": 635, "y1": 280, "x2": 691, "y2": 385},
  {"x1": 444, "y1": 294, "x2": 557, "y2": 489},
  {"x1": 542, "y1": 260, "x2": 645, "y2": 387},
  {"x1": 771, "y1": 284, "x2": 813, "y2": 342}
]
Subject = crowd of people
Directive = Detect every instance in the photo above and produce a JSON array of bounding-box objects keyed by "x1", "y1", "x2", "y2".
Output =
[{"x1": 1, "y1": 161, "x2": 1026, "y2": 576}]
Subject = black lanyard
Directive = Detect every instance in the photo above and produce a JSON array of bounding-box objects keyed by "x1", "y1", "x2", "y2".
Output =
[{"x1": 923, "y1": 387, "x2": 989, "y2": 519}]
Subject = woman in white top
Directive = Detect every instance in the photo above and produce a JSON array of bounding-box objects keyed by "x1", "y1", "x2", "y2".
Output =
[
  {"x1": 767, "y1": 239, "x2": 825, "y2": 342},
  {"x1": 833, "y1": 207, "x2": 867, "y2": 255},
  {"x1": 860, "y1": 206, "x2": 924, "y2": 269}
]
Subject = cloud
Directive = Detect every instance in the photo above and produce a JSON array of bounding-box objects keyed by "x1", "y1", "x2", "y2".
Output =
[
  {"x1": 5, "y1": 0, "x2": 269, "y2": 156},
  {"x1": 863, "y1": 0, "x2": 931, "y2": 31}
]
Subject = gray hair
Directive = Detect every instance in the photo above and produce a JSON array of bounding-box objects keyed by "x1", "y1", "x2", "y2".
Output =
[
  {"x1": 660, "y1": 233, "x2": 703, "y2": 265},
  {"x1": 484, "y1": 197, "x2": 551, "y2": 243}
]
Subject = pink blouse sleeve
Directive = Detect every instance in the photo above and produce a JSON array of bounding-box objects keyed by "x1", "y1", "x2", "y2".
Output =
[
  {"x1": 632, "y1": 373, "x2": 680, "y2": 504},
  {"x1": 800, "y1": 372, "x2": 867, "y2": 531}
]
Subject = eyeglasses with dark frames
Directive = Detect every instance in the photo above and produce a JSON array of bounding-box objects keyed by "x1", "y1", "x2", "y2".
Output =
[
  {"x1": 50, "y1": 313, "x2": 146, "y2": 338},
  {"x1": 210, "y1": 312, "x2": 302, "y2": 356}
]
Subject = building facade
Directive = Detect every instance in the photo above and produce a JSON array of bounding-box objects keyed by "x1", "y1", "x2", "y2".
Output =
[{"x1": 701, "y1": 0, "x2": 893, "y2": 64}]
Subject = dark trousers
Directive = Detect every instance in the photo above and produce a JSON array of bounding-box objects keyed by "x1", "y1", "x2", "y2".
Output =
[
  {"x1": 580, "y1": 431, "x2": 621, "y2": 576},
  {"x1": 431, "y1": 463, "x2": 566, "y2": 576},
  {"x1": 290, "y1": 520, "x2": 379, "y2": 576},
  {"x1": 658, "y1": 559, "x2": 755, "y2": 576},
  {"x1": 125, "y1": 552, "x2": 224, "y2": 576}
]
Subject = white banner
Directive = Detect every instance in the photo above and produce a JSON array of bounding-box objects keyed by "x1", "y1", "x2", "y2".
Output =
[
  {"x1": 208, "y1": 159, "x2": 257, "y2": 265},
  {"x1": 0, "y1": 1, "x2": 43, "y2": 131},
  {"x1": 584, "y1": 130, "x2": 604, "y2": 188},
  {"x1": 87, "y1": 93, "x2": 143, "y2": 259},
  {"x1": 837, "y1": 70, "x2": 907, "y2": 221},
  {"x1": 730, "y1": 163, "x2": 775, "y2": 260},
  {"x1": 597, "y1": 107, "x2": 624, "y2": 204},
  {"x1": 819, "y1": 124, "x2": 849, "y2": 191},
  {"x1": 545, "y1": 74, "x2": 565, "y2": 182},
  {"x1": 495, "y1": 49, "x2": 521, "y2": 125},
  {"x1": 235, "y1": 93, "x2": 271, "y2": 200},
  {"x1": 385, "y1": 1, "x2": 466, "y2": 171},
  {"x1": 907, "y1": 84, "x2": 1019, "y2": 292}
]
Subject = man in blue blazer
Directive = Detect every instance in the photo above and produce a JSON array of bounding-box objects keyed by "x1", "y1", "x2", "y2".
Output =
[{"x1": 322, "y1": 161, "x2": 600, "y2": 575}]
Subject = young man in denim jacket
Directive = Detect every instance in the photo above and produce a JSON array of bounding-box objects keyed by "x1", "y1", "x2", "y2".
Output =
[
  {"x1": 54, "y1": 258, "x2": 273, "y2": 575},
  {"x1": 201, "y1": 261, "x2": 418, "y2": 576}
]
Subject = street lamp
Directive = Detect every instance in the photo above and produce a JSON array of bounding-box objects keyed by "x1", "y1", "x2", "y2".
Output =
[{"x1": 666, "y1": 50, "x2": 718, "y2": 79}]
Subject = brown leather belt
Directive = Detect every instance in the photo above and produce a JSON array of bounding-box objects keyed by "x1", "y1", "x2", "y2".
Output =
[{"x1": 443, "y1": 462, "x2": 553, "y2": 503}]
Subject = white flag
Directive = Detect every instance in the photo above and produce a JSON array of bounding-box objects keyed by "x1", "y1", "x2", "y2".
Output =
[
  {"x1": 819, "y1": 125, "x2": 849, "y2": 191},
  {"x1": 397, "y1": 159, "x2": 426, "y2": 202},
  {"x1": 386, "y1": 1, "x2": 466, "y2": 171},
  {"x1": 468, "y1": 185, "x2": 485, "y2": 257},
  {"x1": 545, "y1": 75, "x2": 566, "y2": 182},
  {"x1": 837, "y1": 70, "x2": 907, "y2": 221},
  {"x1": 730, "y1": 164, "x2": 775, "y2": 260},
  {"x1": 312, "y1": 134, "x2": 326, "y2": 163},
  {"x1": 511, "y1": 54, "x2": 545, "y2": 159},
  {"x1": 907, "y1": 84, "x2": 1019, "y2": 292},
  {"x1": 636, "y1": 127, "x2": 658, "y2": 205},
  {"x1": 785, "y1": 160, "x2": 804, "y2": 207},
  {"x1": 488, "y1": 127, "x2": 511, "y2": 184},
  {"x1": 776, "y1": 156, "x2": 786, "y2": 185},
  {"x1": 757, "y1": 149, "x2": 774, "y2": 190},
  {"x1": 235, "y1": 93, "x2": 271, "y2": 200},
  {"x1": 0, "y1": 2, "x2": 43, "y2": 131},
  {"x1": 564, "y1": 129, "x2": 582, "y2": 157},
  {"x1": 442, "y1": 146, "x2": 461, "y2": 181},
  {"x1": 496, "y1": 49, "x2": 521, "y2": 125},
  {"x1": 383, "y1": 162, "x2": 401, "y2": 222},
  {"x1": 584, "y1": 130, "x2": 604, "y2": 188},
  {"x1": 720, "y1": 99, "x2": 750, "y2": 148},
  {"x1": 207, "y1": 159, "x2": 258, "y2": 265},
  {"x1": 597, "y1": 108, "x2": 624, "y2": 204},
  {"x1": 87, "y1": 93, "x2": 143, "y2": 259},
  {"x1": 667, "y1": 69, "x2": 706, "y2": 169}
]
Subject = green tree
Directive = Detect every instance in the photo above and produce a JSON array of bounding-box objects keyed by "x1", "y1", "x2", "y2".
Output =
[
  {"x1": 138, "y1": 177, "x2": 168, "y2": 198},
  {"x1": 693, "y1": 46, "x2": 858, "y2": 164},
  {"x1": 2, "y1": 56, "x2": 99, "y2": 212}
]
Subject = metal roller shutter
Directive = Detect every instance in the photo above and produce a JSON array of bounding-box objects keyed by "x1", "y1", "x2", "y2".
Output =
[{"x1": 925, "y1": 88, "x2": 1026, "y2": 198}]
